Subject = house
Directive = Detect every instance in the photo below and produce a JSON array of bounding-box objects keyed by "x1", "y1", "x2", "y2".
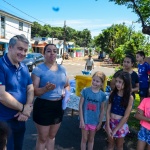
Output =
[
  {"x1": 65, "y1": 41, "x2": 75, "y2": 57},
  {"x1": 66, "y1": 42, "x2": 75, "y2": 51},
  {"x1": 0, "y1": 10, "x2": 32, "y2": 56},
  {"x1": 31, "y1": 37, "x2": 64, "y2": 55},
  {"x1": 31, "y1": 37, "x2": 77, "y2": 58}
]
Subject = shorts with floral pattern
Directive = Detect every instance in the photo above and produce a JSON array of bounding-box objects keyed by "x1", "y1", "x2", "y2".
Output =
[
  {"x1": 104, "y1": 118, "x2": 129, "y2": 138},
  {"x1": 138, "y1": 126, "x2": 150, "y2": 145}
]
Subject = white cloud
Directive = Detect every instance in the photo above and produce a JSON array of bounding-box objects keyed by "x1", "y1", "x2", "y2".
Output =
[{"x1": 43, "y1": 18, "x2": 142, "y2": 37}]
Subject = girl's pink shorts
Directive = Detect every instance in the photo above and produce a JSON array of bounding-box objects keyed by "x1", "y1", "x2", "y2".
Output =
[{"x1": 84, "y1": 124, "x2": 97, "y2": 131}]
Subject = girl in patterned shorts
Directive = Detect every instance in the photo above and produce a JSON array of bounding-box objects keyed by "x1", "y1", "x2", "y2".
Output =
[{"x1": 104, "y1": 71, "x2": 133, "y2": 150}]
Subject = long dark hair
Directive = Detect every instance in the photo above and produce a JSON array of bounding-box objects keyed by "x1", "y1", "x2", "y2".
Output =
[{"x1": 109, "y1": 71, "x2": 132, "y2": 108}]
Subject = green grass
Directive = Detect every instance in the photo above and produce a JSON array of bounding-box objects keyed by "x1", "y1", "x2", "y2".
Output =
[{"x1": 128, "y1": 94, "x2": 140, "y2": 131}]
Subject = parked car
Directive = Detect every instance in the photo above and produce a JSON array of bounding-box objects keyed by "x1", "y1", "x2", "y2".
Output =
[
  {"x1": 22, "y1": 53, "x2": 44, "y2": 72},
  {"x1": 56, "y1": 54, "x2": 63, "y2": 65}
]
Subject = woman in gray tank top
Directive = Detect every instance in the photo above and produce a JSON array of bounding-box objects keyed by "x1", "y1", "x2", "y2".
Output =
[{"x1": 31, "y1": 44, "x2": 70, "y2": 150}]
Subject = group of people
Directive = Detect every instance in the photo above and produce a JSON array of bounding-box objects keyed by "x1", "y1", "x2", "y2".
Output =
[
  {"x1": 79, "y1": 52, "x2": 150, "y2": 150},
  {"x1": 0, "y1": 35, "x2": 69, "y2": 150},
  {"x1": 0, "y1": 34, "x2": 150, "y2": 150}
]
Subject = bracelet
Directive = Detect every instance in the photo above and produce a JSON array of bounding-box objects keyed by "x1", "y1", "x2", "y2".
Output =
[{"x1": 21, "y1": 104, "x2": 24, "y2": 112}]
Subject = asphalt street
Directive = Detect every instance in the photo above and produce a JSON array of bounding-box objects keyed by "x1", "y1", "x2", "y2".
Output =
[
  {"x1": 62, "y1": 57, "x2": 116, "y2": 80},
  {"x1": 23, "y1": 58, "x2": 137, "y2": 150},
  {"x1": 23, "y1": 109, "x2": 137, "y2": 150}
]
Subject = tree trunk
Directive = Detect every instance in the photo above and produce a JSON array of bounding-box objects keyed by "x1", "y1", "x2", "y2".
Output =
[{"x1": 142, "y1": 26, "x2": 150, "y2": 35}]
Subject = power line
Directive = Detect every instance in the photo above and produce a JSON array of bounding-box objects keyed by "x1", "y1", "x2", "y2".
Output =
[
  {"x1": 2, "y1": 0, "x2": 55, "y2": 26},
  {"x1": 0, "y1": 21, "x2": 29, "y2": 34},
  {"x1": 2, "y1": 0, "x2": 65, "y2": 41},
  {"x1": 1, "y1": 0, "x2": 101, "y2": 39},
  {"x1": 2, "y1": 0, "x2": 99, "y2": 33},
  {"x1": 0, "y1": 16, "x2": 64, "y2": 41},
  {"x1": 0, "y1": 4, "x2": 24, "y2": 20}
]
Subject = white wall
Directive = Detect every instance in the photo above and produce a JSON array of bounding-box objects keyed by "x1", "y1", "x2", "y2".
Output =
[{"x1": 1, "y1": 15, "x2": 31, "y2": 42}]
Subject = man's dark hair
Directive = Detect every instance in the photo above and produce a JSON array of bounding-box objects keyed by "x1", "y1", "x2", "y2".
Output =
[
  {"x1": 136, "y1": 51, "x2": 145, "y2": 59},
  {"x1": 0, "y1": 122, "x2": 9, "y2": 150}
]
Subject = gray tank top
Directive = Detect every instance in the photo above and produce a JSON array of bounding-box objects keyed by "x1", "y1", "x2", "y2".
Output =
[{"x1": 32, "y1": 63, "x2": 67, "y2": 100}]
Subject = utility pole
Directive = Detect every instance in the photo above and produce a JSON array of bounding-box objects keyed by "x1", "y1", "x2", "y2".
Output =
[
  {"x1": 52, "y1": 31, "x2": 53, "y2": 44},
  {"x1": 63, "y1": 20, "x2": 66, "y2": 60}
]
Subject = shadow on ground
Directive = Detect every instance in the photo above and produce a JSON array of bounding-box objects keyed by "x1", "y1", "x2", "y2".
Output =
[{"x1": 24, "y1": 108, "x2": 137, "y2": 150}]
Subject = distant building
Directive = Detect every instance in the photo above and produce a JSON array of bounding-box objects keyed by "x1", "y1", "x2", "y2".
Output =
[
  {"x1": 31, "y1": 37, "x2": 64, "y2": 55},
  {"x1": 66, "y1": 42, "x2": 75, "y2": 50},
  {"x1": 0, "y1": 10, "x2": 32, "y2": 56}
]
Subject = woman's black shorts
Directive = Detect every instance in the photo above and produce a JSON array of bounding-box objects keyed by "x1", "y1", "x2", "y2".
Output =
[{"x1": 33, "y1": 97, "x2": 64, "y2": 126}]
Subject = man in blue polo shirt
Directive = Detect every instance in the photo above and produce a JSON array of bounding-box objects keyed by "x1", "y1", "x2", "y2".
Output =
[{"x1": 0, "y1": 35, "x2": 34, "y2": 150}]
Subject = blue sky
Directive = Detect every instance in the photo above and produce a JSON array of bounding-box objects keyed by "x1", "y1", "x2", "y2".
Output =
[{"x1": 1, "y1": 0, "x2": 142, "y2": 37}]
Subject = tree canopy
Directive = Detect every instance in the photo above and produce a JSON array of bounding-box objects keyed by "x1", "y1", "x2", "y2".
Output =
[
  {"x1": 93, "y1": 23, "x2": 150, "y2": 63},
  {"x1": 109, "y1": 0, "x2": 150, "y2": 35},
  {"x1": 31, "y1": 21, "x2": 92, "y2": 47}
]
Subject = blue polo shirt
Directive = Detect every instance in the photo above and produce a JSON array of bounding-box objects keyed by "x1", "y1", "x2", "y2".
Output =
[{"x1": 0, "y1": 54, "x2": 32, "y2": 121}]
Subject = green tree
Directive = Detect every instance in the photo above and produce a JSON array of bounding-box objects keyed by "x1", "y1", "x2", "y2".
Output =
[
  {"x1": 123, "y1": 31, "x2": 149, "y2": 55},
  {"x1": 94, "y1": 23, "x2": 129, "y2": 54},
  {"x1": 109, "y1": 0, "x2": 150, "y2": 35},
  {"x1": 65, "y1": 27, "x2": 78, "y2": 41},
  {"x1": 111, "y1": 45, "x2": 125, "y2": 63},
  {"x1": 95, "y1": 46, "x2": 101, "y2": 54},
  {"x1": 51, "y1": 27, "x2": 64, "y2": 40},
  {"x1": 94, "y1": 23, "x2": 150, "y2": 63},
  {"x1": 31, "y1": 22, "x2": 92, "y2": 48},
  {"x1": 75, "y1": 29, "x2": 92, "y2": 47},
  {"x1": 41, "y1": 24, "x2": 51, "y2": 37},
  {"x1": 31, "y1": 21, "x2": 43, "y2": 38}
]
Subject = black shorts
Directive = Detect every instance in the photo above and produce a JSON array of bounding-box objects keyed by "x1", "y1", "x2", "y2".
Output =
[
  {"x1": 33, "y1": 97, "x2": 64, "y2": 126},
  {"x1": 139, "y1": 88, "x2": 148, "y2": 97}
]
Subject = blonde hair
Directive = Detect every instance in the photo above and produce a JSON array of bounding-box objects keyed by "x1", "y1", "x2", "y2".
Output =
[{"x1": 92, "y1": 71, "x2": 106, "y2": 91}]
